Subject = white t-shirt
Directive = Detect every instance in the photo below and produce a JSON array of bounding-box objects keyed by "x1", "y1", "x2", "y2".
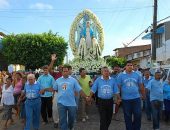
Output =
[{"x1": 1, "y1": 85, "x2": 14, "y2": 105}]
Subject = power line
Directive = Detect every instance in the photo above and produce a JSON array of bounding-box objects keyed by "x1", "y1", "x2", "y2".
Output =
[
  {"x1": 0, "y1": 6, "x2": 153, "y2": 19},
  {"x1": 0, "y1": 26, "x2": 11, "y2": 34},
  {"x1": 0, "y1": 6, "x2": 152, "y2": 13},
  {"x1": 124, "y1": 15, "x2": 170, "y2": 47},
  {"x1": 0, "y1": 6, "x2": 152, "y2": 11},
  {"x1": 158, "y1": 16, "x2": 170, "y2": 23}
]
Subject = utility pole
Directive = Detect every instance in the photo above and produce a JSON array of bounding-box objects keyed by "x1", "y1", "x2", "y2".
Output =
[{"x1": 151, "y1": 0, "x2": 158, "y2": 61}]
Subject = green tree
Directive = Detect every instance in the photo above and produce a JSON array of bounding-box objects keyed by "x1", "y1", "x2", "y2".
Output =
[
  {"x1": 2, "y1": 31, "x2": 68, "y2": 70},
  {"x1": 106, "y1": 56, "x2": 127, "y2": 68}
]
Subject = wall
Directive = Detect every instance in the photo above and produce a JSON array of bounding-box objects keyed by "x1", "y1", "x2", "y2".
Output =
[
  {"x1": 156, "y1": 30, "x2": 166, "y2": 62},
  {"x1": 139, "y1": 57, "x2": 151, "y2": 68},
  {"x1": 165, "y1": 39, "x2": 170, "y2": 61}
]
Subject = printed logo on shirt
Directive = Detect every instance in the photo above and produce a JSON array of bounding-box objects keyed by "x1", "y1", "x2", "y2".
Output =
[
  {"x1": 124, "y1": 78, "x2": 137, "y2": 87},
  {"x1": 101, "y1": 85, "x2": 112, "y2": 95},
  {"x1": 62, "y1": 84, "x2": 67, "y2": 90}
]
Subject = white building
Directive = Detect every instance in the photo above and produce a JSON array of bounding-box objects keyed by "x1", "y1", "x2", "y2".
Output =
[{"x1": 142, "y1": 21, "x2": 170, "y2": 65}]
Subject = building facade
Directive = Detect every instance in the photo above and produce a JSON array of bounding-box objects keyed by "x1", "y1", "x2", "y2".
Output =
[
  {"x1": 113, "y1": 45, "x2": 151, "y2": 68},
  {"x1": 142, "y1": 21, "x2": 170, "y2": 65}
]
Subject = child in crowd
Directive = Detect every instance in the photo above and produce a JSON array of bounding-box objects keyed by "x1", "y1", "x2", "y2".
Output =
[{"x1": 146, "y1": 72, "x2": 163, "y2": 130}]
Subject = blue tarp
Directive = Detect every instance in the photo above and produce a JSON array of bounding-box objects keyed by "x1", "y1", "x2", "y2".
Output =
[{"x1": 142, "y1": 26, "x2": 165, "y2": 40}]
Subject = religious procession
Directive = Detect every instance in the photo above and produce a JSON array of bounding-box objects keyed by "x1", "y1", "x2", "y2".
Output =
[{"x1": 0, "y1": 1, "x2": 170, "y2": 130}]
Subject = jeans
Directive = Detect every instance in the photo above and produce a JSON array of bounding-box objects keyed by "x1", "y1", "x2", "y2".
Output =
[
  {"x1": 20, "y1": 101, "x2": 26, "y2": 119},
  {"x1": 122, "y1": 98, "x2": 141, "y2": 130},
  {"x1": 151, "y1": 100, "x2": 163, "y2": 129},
  {"x1": 41, "y1": 96, "x2": 53, "y2": 122},
  {"x1": 98, "y1": 98, "x2": 113, "y2": 130},
  {"x1": 164, "y1": 99, "x2": 170, "y2": 121},
  {"x1": 24, "y1": 98, "x2": 41, "y2": 130},
  {"x1": 58, "y1": 103, "x2": 76, "y2": 130},
  {"x1": 145, "y1": 92, "x2": 152, "y2": 120}
]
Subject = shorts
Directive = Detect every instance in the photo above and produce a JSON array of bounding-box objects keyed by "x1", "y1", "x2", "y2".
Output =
[{"x1": 2, "y1": 104, "x2": 13, "y2": 120}]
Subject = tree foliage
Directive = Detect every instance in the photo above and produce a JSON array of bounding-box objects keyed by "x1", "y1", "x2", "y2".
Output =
[
  {"x1": 106, "y1": 56, "x2": 127, "y2": 68},
  {"x1": 2, "y1": 31, "x2": 68, "y2": 70}
]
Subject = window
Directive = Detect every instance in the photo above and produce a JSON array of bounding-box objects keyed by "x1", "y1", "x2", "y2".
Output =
[{"x1": 156, "y1": 34, "x2": 163, "y2": 48}]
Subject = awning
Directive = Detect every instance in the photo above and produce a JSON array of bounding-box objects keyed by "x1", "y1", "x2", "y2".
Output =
[{"x1": 142, "y1": 26, "x2": 165, "y2": 40}]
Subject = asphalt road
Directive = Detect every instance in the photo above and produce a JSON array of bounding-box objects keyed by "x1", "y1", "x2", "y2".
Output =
[{"x1": 0, "y1": 104, "x2": 170, "y2": 130}]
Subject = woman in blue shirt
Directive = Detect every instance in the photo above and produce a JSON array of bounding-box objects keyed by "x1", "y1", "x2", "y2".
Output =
[{"x1": 163, "y1": 77, "x2": 170, "y2": 122}]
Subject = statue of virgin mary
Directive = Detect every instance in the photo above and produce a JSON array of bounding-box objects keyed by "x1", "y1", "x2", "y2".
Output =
[{"x1": 78, "y1": 20, "x2": 101, "y2": 59}]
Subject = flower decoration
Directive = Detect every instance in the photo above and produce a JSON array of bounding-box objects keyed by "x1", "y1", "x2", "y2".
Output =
[{"x1": 69, "y1": 9, "x2": 104, "y2": 57}]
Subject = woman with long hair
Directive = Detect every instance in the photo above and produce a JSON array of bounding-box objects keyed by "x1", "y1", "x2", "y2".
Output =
[{"x1": 13, "y1": 72, "x2": 23, "y2": 117}]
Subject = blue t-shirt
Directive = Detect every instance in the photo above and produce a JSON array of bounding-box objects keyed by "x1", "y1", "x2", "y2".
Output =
[
  {"x1": 134, "y1": 70, "x2": 142, "y2": 77},
  {"x1": 54, "y1": 76, "x2": 82, "y2": 106},
  {"x1": 110, "y1": 73, "x2": 121, "y2": 83},
  {"x1": 143, "y1": 76, "x2": 153, "y2": 88},
  {"x1": 38, "y1": 74, "x2": 55, "y2": 97},
  {"x1": 117, "y1": 71, "x2": 142, "y2": 100},
  {"x1": 24, "y1": 82, "x2": 42, "y2": 99},
  {"x1": 91, "y1": 76, "x2": 119, "y2": 99},
  {"x1": 146, "y1": 79, "x2": 163, "y2": 101},
  {"x1": 163, "y1": 82, "x2": 170, "y2": 100}
]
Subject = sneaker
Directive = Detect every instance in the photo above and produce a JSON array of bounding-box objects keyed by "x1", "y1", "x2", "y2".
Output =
[{"x1": 82, "y1": 118, "x2": 86, "y2": 122}]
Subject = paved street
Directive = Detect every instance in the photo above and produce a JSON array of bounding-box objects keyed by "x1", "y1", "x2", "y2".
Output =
[{"x1": 0, "y1": 104, "x2": 170, "y2": 130}]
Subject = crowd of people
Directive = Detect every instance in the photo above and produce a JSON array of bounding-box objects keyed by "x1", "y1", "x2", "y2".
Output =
[{"x1": 0, "y1": 54, "x2": 170, "y2": 130}]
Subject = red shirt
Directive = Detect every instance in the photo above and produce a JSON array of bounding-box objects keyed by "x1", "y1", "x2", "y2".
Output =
[{"x1": 51, "y1": 72, "x2": 62, "y2": 80}]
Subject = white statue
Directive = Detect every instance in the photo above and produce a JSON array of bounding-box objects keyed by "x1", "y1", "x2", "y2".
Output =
[{"x1": 78, "y1": 21, "x2": 101, "y2": 59}]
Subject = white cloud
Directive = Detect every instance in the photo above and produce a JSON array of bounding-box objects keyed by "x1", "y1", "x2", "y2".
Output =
[
  {"x1": 30, "y1": 3, "x2": 53, "y2": 10},
  {"x1": 0, "y1": 0, "x2": 9, "y2": 9}
]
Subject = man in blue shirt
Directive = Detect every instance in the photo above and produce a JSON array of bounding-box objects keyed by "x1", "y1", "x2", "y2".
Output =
[
  {"x1": 163, "y1": 77, "x2": 170, "y2": 122},
  {"x1": 89, "y1": 66, "x2": 120, "y2": 130},
  {"x1": 53, "y1": 65, "x2": 89, "y2": 130},
  {"x1": 18, "y1": 74, "x2": 44, "y2": 130},
  {"x1": 37, "y1": 65, "x2": 55, "y2": 124},
  {"x1": 110, "y1": 65, "x2": 120, "y2": 80},
  {"x1": 143, "y1": 70, "x2": 153, "y2": 120},
  {"x1": 117, "y1": 61, "x2": 145, "y2": 130},
  {"x1": 146, "y1": 72, "x2": 163, "y2": 130}
]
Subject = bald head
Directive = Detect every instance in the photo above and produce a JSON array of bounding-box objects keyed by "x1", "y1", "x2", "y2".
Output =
[{"x1": 27, "y1": 74, "x2": 35, "y2": 84}]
